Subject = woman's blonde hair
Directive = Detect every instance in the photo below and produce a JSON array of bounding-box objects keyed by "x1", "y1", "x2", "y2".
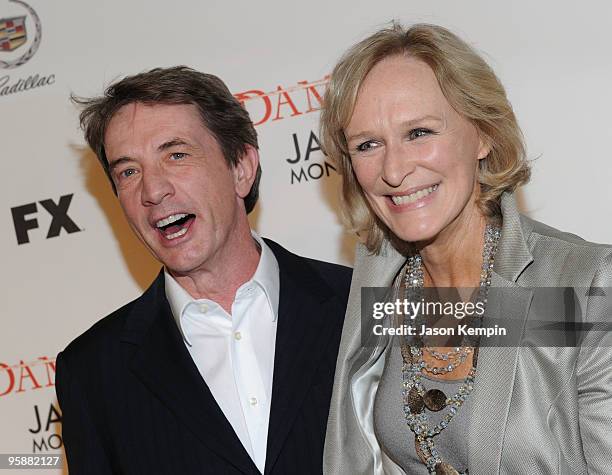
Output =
[{"x1": 320, "y1": 22, "x2": 530, "y2": 253}]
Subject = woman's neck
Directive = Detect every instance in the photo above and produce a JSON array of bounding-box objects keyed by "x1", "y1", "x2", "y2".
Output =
[{"x1": 417, "y1": 204, "x2": 487, "y2": 288}]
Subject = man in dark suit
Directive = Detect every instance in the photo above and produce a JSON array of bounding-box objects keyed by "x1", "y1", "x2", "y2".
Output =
[{"x1": 56, "y1": 66, "x2": 351, "y2": 475}]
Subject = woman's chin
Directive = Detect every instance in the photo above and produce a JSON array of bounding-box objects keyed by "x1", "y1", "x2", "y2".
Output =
[{"x1": 388, "y1": 223, "x2": 441, "y2": 245}]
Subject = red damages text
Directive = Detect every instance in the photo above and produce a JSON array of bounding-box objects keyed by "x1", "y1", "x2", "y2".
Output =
[
  {"x1": 234, "y1": 76, "x2": 329, "y2": 127},
  {"x1": 0, "y1": 357, "x2": 56, "y2": 397}
]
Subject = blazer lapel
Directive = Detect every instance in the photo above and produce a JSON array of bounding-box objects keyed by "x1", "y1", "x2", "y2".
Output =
[
  {"x1": 467, "y1": 274, "x2": 533, "y2": 474},
  {"x1": 122, "y1": 271, "x2": 258, "y2": 474},
  {"x1": 467, "y1": 193, "x2": 535, "y2": 474},
  {"x1": 263, "y1": 242, "x2": 345, "y2": 474},
  {"x1": 347, "y1": 241, "x2": 406, "y2": 378}
]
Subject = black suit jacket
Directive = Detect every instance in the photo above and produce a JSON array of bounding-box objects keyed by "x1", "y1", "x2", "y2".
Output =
[{"x1": 56, "y1": 240, "x2": 351, "y2": 475}]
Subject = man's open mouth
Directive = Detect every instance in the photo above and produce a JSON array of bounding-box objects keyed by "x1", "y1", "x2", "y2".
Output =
[{"x1": 155, "y1": 213, "x2": 196, "y2": 240}]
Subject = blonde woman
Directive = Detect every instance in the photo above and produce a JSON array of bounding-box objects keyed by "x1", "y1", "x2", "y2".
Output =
[{"x1": 321, "y1": 23, "x2": 612, "y2": 475}]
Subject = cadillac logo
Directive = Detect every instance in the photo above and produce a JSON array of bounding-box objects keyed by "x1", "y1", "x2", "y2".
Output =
[
  {"x1": 0, "y1": 15, "x2": 26, "y2": 51},
  {"x1": 0, "y1": 0, "x2": 41, "y2": 69}
]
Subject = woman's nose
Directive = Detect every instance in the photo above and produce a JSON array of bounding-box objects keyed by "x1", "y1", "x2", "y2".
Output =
[{"x1": 381, "y1": 143, "x2": 417, "y2": 188}]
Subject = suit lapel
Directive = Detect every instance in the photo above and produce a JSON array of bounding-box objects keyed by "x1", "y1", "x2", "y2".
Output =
[
  {"x1": 263, "y1": 241, "x2": 343, "y2": 474},
  {"x1": 122, "y1": 271, "x2": 258, "y2": 474}
]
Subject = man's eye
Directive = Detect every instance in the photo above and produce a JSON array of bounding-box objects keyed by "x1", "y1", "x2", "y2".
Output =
[
  {"x1": 171, "y1": 152, "x2": 187, "y2": 160},
  {"x1": 356, "y1": 140, "x2": 378, "y2": 153},
  {"x1": 120, "y1": 168, "x2": 137, "y2": 178},
  {"x1": 409, "y1": 128, "x2": 433, "y2": 140}
]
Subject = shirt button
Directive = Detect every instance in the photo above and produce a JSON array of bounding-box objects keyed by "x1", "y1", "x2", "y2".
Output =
[
  {"x1": 249, "y1": 397, "x2": 258, "y2": 406},
  {"x1": 199, "y1": 303, "x2": 209, "y2": 313},
  {"x1": 234, "y1": 331, "x2": 242, "y2": 341}
]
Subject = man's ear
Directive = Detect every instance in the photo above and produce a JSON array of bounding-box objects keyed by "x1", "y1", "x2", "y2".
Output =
[{"x1": 233, "y1": 144, "x2": 259, "y2": 199}]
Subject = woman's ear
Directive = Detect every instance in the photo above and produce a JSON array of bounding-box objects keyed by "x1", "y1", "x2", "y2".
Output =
[{"x1": 477, "y1": 134, "x2": 492, "y2": 161}]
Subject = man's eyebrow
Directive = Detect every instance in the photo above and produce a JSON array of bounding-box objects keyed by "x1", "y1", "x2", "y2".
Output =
[
  {"x1": 107, "y1": 138, "x2": 194, "y2": 172},
  {"x1": 108, "y1": 156, "x2": 133, "y2": 173},
  {"x1": 157, "y1": 138, "x2": 193, "y2": 151}
]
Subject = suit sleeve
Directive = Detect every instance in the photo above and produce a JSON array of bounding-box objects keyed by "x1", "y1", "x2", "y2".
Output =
[
  {"x1": 576, "y1": 252, "x2": 612, "y2": 475},
  {"x1": 56, "y1": 351, "x2": 113, "y2": 475}
]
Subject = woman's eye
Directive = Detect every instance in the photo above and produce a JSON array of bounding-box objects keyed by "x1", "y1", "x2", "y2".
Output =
[
  {"x1": 409, "y1": 128, "x2": 433, "y2": 140},
  {"x1": 356, "y1": 141, "x2": 378, "y2": 153}
]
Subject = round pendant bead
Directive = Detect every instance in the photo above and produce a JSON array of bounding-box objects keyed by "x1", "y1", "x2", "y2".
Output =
[
  {"x1": 423, "y1": 389, "x2": 447, "y2": 412},
  {"x1": 407, "y1": 387, "x2": 425, "y2": 413}
]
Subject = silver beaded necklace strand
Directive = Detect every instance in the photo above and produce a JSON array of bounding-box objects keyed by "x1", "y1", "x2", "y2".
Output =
[{"x1": 400, "y1": 223, "x2": 501, "y2": 475}]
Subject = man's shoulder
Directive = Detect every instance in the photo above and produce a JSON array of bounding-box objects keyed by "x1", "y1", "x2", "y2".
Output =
[
  {"x1": 58, "y1": 294, "x2": 142, "y2": 366},
  {"x1": 263, "y1": 238, "x2": 352, "y2": 297},
  {"x1": 60, "y1": 270, "x2": 165, "y2": 361},
  {"x1": 299, "y1": 254, "x2": 352, "y2": 295}
]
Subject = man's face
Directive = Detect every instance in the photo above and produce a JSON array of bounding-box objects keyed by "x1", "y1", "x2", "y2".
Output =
[{"x1": 104, "y1": 102, "x2": 248, "y2": 276}]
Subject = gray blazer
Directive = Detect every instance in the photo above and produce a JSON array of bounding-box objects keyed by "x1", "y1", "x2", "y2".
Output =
[{"x1": 324, "y1": 193, "x2": 612, "y2": 475}]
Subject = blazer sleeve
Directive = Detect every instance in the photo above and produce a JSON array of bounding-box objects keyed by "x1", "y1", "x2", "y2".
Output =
[
  {"x1": 576, "y1": 252, "x2": 612, "y2": 475},
  {"x1": 56, "y1": 351, "x2": 113, "y2": 475}
]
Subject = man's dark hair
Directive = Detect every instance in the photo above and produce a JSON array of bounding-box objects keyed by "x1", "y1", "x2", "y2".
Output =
[{"x1": 73, "y1": 66, "x2": 261, "y2": 213}]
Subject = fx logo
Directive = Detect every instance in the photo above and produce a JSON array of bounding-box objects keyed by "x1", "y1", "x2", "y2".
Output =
[{"x1": 11, "y1": 194, "x2": 81, "y2": 245}]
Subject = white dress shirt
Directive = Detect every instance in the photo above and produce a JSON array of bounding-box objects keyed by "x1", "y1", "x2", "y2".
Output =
[{"x1": 164, "y1": 232, "x2": 279, "y2": 473}]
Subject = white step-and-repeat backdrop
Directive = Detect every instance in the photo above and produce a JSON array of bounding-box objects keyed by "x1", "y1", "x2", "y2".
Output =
[{"x1": 2, "y1": 0, "x2": 612, "y2": 472}]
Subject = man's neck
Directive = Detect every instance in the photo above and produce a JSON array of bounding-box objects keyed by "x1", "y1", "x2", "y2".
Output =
[{"x1": 168, "y1": 224, "x2": 261, "y2": 314}]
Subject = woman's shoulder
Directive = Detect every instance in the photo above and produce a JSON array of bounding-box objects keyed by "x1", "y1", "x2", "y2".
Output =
[
  {"x1": 519, "y1": 213, "x2": 612, "y2": 286},
  {"x1": 521, "y1": 214, "x2": 612, "y2": 251}
]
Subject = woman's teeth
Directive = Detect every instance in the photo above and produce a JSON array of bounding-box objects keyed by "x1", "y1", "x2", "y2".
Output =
[{"x1": 391, "y1": 184, "x2": 438, "y2": 205}]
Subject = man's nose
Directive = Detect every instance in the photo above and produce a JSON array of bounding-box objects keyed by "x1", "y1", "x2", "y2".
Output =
[
  {"x1": 381, "y1": 142, "x2": 417, "y2": 188},
  {"x1": 140, "y1": 167, "x2": 174, "y2": 206}
]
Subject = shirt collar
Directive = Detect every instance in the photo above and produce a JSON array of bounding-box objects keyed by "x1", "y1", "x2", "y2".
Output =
[
  {"x1": 249, "y1": 231, "x2": 280, "y2": 321},
  {"x1": 164, "y1": 231, "x2": 280, "y2": 344}
]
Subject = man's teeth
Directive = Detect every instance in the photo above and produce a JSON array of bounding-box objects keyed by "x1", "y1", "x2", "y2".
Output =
[
  {"x1": 391, "y1": 184, "x2": 438, "y2": 205},
  {"x1": 156, "y1": 213, "x2": 188, "y2": 228},
  {"x1": 165, "y1": 227, "x2": 188, "y2": 240}
]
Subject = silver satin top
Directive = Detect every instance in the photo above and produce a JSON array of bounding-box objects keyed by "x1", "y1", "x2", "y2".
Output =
[{"x1": 373, "y1": 343, "x2": 472, "y2": 474}]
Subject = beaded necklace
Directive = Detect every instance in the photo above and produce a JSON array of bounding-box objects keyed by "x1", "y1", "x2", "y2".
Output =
[{"x1": 399, "y1": 224, "x2": 501, "y2": 475}]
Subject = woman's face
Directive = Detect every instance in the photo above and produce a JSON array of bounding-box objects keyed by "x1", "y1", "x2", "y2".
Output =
[{"x1": 345, "y1": 55, "x2": 489, "y2": 243}]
